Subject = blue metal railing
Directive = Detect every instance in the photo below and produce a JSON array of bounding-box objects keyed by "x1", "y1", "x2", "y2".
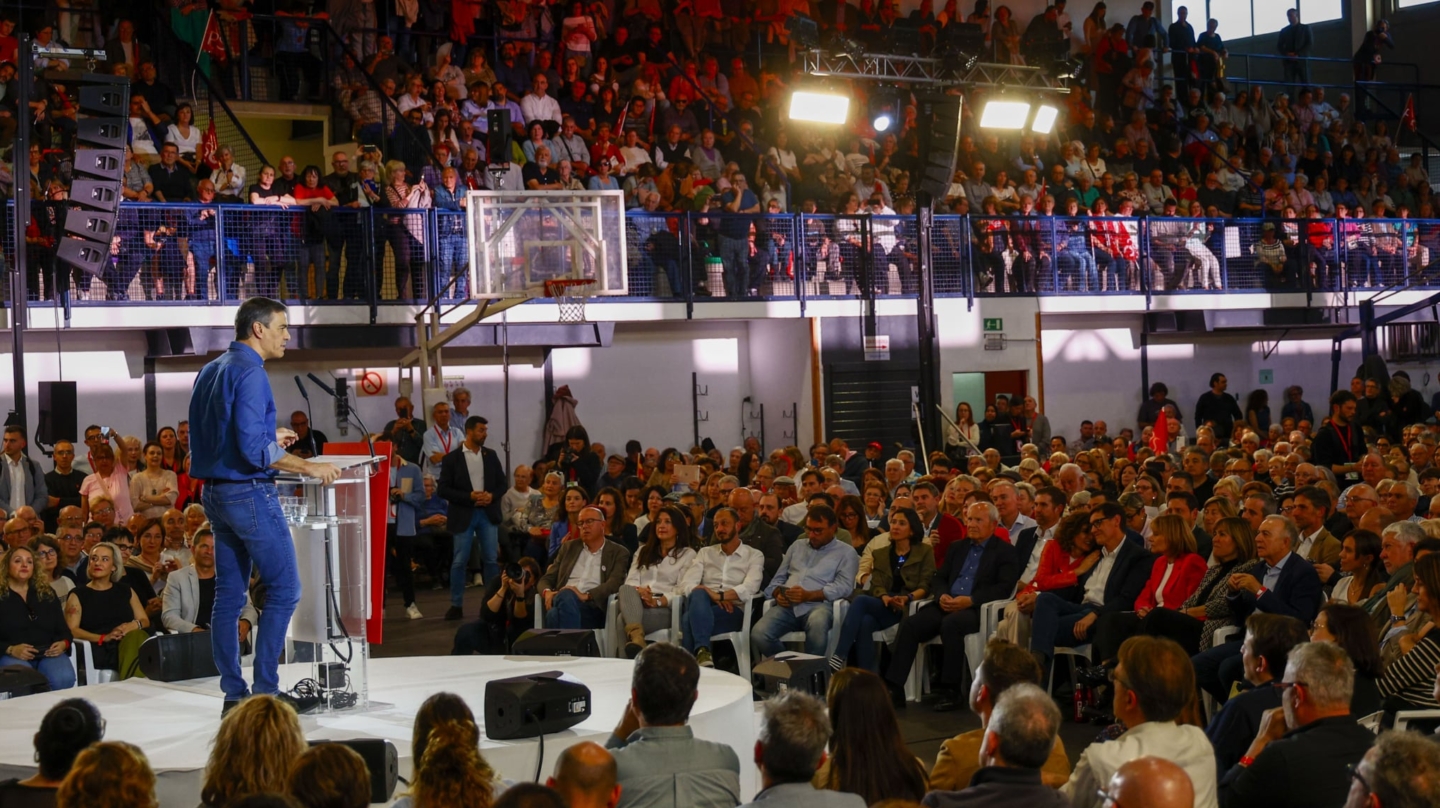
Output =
[{"x1": 6, "y1": 201, "x2": 1440, "y2": 313}]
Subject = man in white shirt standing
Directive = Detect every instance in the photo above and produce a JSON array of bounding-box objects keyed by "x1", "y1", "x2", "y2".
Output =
[
  {"x1": 0, "y1": 427, "x2": 48, "y2": 518},
  {"x1": 1062, "y1": 635, "x2": 1219, "y2": 808},
  {"x1": 681, "y1": 507, "x2": 764, "y2": 668},
  {"x1": 422, "y1": 400, "x2": 466, "y2": 481}
]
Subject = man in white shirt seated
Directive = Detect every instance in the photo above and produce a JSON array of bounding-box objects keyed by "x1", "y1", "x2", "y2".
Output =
[
  {"x1": 161, "y1": 529, "x2": 257, "y2": 645},
  {"x1": 781, "y1": 470, "x2": 823, "y2": 525},
  {"x1": 539, "y1": 505, "x2": 632, "y2": 629},
  {"x1": 520, "y1": 74, "x2": 562, "y2": 126},
  {"x1": 680, "y1": 507, "x2": 764, "y2": 668},
  {"x1": 1061, "y1": 635, "x2": 1219, "y2": 808}
]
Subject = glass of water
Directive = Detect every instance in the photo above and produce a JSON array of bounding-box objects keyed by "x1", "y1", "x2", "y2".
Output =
[{"x1": 280, "y1": 496, "x2": 306, "y2": 523}]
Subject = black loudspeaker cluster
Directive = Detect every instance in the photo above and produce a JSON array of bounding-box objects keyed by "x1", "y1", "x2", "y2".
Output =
[
  {"x1": 37, "y1": 381, "x2": 77, "y2": 446},
  {"x1": 57, "y1": 77, "x2": 131, "y2": 278},
  {"x1": 487, "y1": 107, "x2": 512, "y2": 165},
  {"x1": 918, "y1": 96, "x2": 963, "y2": 203},
  {"x1": 484, "y1": 670, "x2": 592, "y2": 740}
]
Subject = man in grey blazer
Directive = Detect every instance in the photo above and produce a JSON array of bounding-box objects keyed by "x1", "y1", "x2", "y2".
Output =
[
  {"x1": 606, "y1": 643, "x2": 740, "y2": 808},
  {"x1": 539, "y1": 505, "x2": 631, "y2": 629},
  {"x1": 740, "y1": 691, "x2": 863, "y2": 808},
  {"x1": 162, "y1": 530, "x2": 258, "y2": 643}
]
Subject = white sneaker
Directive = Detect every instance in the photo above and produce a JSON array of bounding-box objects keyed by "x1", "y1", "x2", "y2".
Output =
[
  {"x1": 406, "y1": 603, "x2": 423, "y2": 620},
  {"x1": 472, "y1": 573, "x2": 485, "y2": 587}
]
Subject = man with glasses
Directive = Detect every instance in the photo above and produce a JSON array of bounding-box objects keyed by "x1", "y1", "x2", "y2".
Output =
[
  {"x1": 1028, "y1": 502, "x2": 1151, "y2": 678},
  {"x1": 42, "y1": 441, "x2": 87, "y2": 533},
  {"x1": 538, "y1": 505, "x2": 630, "y2": 630},
  {"x1": 751, "y1": 504, "x2": 859, "y2": 660},
  {"x1": 1343, "y1": 729, "x2": 1440, "y2": 808},
  {"x1": 1217, "y1": 642, "x2": 1375, "y2": 808},
  {"x1": 2, "y1": 517, "x2": 31, "y2": 550},
  {"x1": 1342, "y1": 484, "x2": 1381, "y2": 530},
  {"x1": 1061, "y1": 636, "x2": 1218, "y2": 808},
  {"x1": 1194, "y1": 515, "x2": 1323, "y2": 704},
  {"x1": 55, "y1": 527, "x2": 88, "y2": 584},
  {"x1": 285, "y1": 411, "x2": 328, "y2": 460}
]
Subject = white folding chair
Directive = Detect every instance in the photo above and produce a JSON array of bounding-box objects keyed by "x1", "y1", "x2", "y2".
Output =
[
  {"x1": 763, "y1": 599, "x2": 847, "y2": 657},
  {"x1": 642, "y1": 596, "x2": 685, "y2": 646},
  {"x1": 69, "y1": 640, "x2": 117, "y2": 686},
  {"x1": 1394, "y1": 709, "x2": 1440, "y2": 732},
  {"x1": 1203, "y1": 624, "x2": 1243, "y2": 723},
  {"x1": 708, "y1": 597, "x2": 756, "y2": 681},
  {"x1": 1047, "y1": 644, "x2": 1092, "y2": 695},
  {"x1": 534, "y1": 593, "x2": 616, "y2": 657}
]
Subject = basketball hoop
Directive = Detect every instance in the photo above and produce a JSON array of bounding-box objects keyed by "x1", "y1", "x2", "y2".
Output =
[{"x1": 543, "y1": 278, "x2": 596, "y2": 323}]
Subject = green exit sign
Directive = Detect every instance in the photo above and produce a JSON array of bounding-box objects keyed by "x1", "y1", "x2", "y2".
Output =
[{"x1": 983, "y1": 318, "x2": 1003, "y2": 332}]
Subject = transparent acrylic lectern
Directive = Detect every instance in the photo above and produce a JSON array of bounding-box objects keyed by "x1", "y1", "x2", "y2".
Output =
[{"x1": 275, "y1": 455, "x2": 379, "y2": 713}]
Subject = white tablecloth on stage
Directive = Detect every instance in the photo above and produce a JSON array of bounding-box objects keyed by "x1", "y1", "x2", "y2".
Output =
[{"x1": 0, "y1": 656, "x2": 759, "y2": 806}]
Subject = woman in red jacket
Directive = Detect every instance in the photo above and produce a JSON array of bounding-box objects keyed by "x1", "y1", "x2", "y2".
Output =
[
  {"x1": 1090, "y1": 513, "x2": 1207, "y2": 664},
  {"x1": 994, "y1": 511, "x2": 1100, "y2": 649}
]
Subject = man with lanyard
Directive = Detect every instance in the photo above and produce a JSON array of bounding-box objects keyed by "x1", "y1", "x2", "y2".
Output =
[
  {"x1": 189, "y1": 298, "x2": 341, "y2": 715},
  {"x1": 1312, "y1": 390, "x2": 1364, "y2": 486},
  {"x1": 422, "y1": 400, "x2": 465, "y2": 481}
]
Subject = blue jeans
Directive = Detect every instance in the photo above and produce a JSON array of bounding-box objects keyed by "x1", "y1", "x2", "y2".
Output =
[
  {"x1": 545, "y1": 589, "x2": 607, "y2": 629},
  {"x1": 681, "y1": 589, "x2": 745, "y2": 653},
  {"x1": 1030, "y1": 592, "x2": 1096, "y2": 659},
  {"x1": 438, "y1": 234, "x2": 468, "y2": 297},
  {"x1": 832, "y1": 594, "x2": 903, "y2": 672},
  {"x1": 751, "y1": 603, "x2": 834, "y2": 658},
  {"x1": 451, "y1": 509, "x2": 499, "y2": 607},
  {"x1": 203, "y1": 480, "x2": 300, "y2": 699},
  {"x1": 1059, "y1": 248, "x2": 1099, "y2": 291},
  {"x1": 0, "y1": 654, "x2": 76, "y2": 691}
]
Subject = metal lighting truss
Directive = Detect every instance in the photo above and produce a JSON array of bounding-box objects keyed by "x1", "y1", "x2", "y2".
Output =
[{"x1": 802, "y1": 49, "x2": 1068, "y2": 93}]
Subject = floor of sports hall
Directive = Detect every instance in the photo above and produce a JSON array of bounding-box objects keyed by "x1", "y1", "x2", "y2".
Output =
[{"x1": 374, "y1": 585, "x2": 1105, "y2": 767}]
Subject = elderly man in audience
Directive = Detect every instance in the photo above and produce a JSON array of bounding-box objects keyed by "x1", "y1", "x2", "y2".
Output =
[
  {"x1": 929, "y1": 639, "x2": 1071, "y2": 791},
  {"x1": 605, "y1": 643, "x2": 740, "y2": 808},
  {"x1": 1062, "y1": 636, "x2": 1219, "y2": 808},
  {"x1": 751, "y1": 504, "x2": 858, "y2": 660},
  {"x1": 884, "y1": 502, "x2": 1019, "y2": 712},
  {"x1": 422, "y1": 400, "x2": 466, "y2": 481},
  {"x1": 1193, "y1": 514, "x2": 1323, "y2": 703},
  {"x1": 539, "y1": 505, "x2": 630, "y2": 630},
  {"x1": 161, "y1": 529, "x2": 256, "y2": 647},
  {"x1": 1366, "y1": 520, "x2": 1423, "y2": 626},
  {"x1": 1205, "y1": 614, "x2": 1310, "y2": 771},
  {"x1": 549, "y1": 742, "x2": 621, "y2": 808},
  {"x1": 680, "y1": 507, "x2": 763, "y2": 669},
  {"x1": 921, "y1": 683, "x2": 1068, "y2": 808},
  {"x1": 1343, "y1": 729, "x2": 1440, "y2": 808},
  {"x1": 738, "y1": 691, "x2": 864, "y2": 808},
  {"x1": 1218, "y1": 641, "x2": 1376, "y2": 808}
]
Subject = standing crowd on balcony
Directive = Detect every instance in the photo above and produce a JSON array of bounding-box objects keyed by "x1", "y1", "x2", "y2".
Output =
[{"x1": 0, "y1": 2, "x2": 1434, "y2": 301}]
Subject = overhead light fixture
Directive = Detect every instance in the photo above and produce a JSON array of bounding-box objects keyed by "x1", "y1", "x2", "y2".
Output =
[
  {"x1": 979, "y1": 100, "x2": 1031, "y2": 130},
  {"x1": 789, "y1": 90, "x2": 850, "y2": 125},
  {"x1": 1031, "y1": 103, "x2": 1059, "y2": 135},
  {"x1": 869, "y1": 88, "x2": 901, "y2": 134}
]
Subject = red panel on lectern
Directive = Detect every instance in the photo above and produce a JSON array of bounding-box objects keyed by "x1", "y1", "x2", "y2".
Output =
[{"x1": 325, "y1": 442, "x2": 388, "y2": 644}]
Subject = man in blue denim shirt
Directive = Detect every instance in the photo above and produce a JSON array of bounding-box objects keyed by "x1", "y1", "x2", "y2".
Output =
[
  {"x1": 751, "y1": 504, "x2": 859, "y2": 658},
  {"x1": 189, "y1": 298, "x2": 340, "y2": 714}
]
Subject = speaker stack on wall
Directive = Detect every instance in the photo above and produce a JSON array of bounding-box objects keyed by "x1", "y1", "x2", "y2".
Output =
[
  {"x1": 487, "y1": 108, "x2": 512, "y2": 164},
  {"x1": 36, "y1": 381, "x2": 77, "y2": 446},
  {"x1": 57, "y1": 77, "x2": 130, "y2": 278},
  {"x1": 917, "y1": 96, "x2": 964, "y2": 203}
]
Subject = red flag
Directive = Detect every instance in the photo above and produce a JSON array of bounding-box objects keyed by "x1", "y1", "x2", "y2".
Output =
[
  {"x1": 199, "y1": 118, "x2": 220, "y2": 170},
  {"x1": 1149, "y1": 408, "x2": 1169, "y2": 455},
  {"x1": 1401, "y1": 94, "x2": 1417, "y2": 131},
  {"x1": 201, "y1": 12, "x2": 229, "y2": 64}
]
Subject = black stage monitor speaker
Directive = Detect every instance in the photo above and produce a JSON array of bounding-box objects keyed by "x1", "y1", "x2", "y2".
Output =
[
  {"x1": 511, "y1": 628, "x2": 601, "y2": 657},
  {"x1": 311, "y1": 739, "x2": 398, "y2": 803},
  {"x1": 754, "y1": 652, "x2": 832, "y2": 698},
  {"x1": 487, "y1": 108, "x2": 512, "y2": 163},
  {"x1": 137, "y1": 631, "x2": 221, "y2": 681},
  {"x1": 0, "y1": 666, "x2": 52, "y2": 697},
  {"x1": 37, "y1": 382, "x2": 77, "y2": 445},
  {"x1": 484, "y1": 670, "x2": 592, "y2": 740}
]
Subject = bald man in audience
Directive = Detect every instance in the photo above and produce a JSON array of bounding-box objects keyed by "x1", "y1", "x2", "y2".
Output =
[
  {"x1": 1103, "y1": 757, "x2": 1195, "y2": 808},
  {"x1": 548, "y1": 741, "x2": 621, "y2": 808}
]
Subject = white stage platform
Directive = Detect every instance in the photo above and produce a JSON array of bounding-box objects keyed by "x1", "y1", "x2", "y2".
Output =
[{"x1": 0, "y1": 656, "x2": 759, "y2": 806}]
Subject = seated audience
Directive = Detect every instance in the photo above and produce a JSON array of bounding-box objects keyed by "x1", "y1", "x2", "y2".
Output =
[
  {"x1": 816, "y1": 669, "x2": 928, "y2": 803},
  {"x1": 995, "y1": 508, "x2": 1094, "y2": 651},
  {"x1": 1343, "y1": 730, "x2": 1440, "y2": 808},
  {"x1": 161, "y1": 529, "x2": 257, "y2": 644},
  {"x1": 404, "y1": 718, "x2": 497, "y2": 808},
  {"x1": 1218, "y1": 641, "x2": 1376, "y2": 808},
  {"x1": 286, "y1": 745, "x2": 370, "y2": 808},
  {"x1": 62, "y1": 541, "x2": 148, "y2": 673},
  {"x1": 123, "y1": 518, "x2": 172, "y2": 623},
  {"x1": 679, "y1": 507, "x2": 764, "y2": 668},
  {"x1": 752, "y1": 504, "x2": 859, "y2": 659},
  {"x1": 929, "y1": 639, "x2": 1071, "y2": 791},
  {"x1": 606, "y1": 643, "x2": 740, "y2": 808},
  {"x1": 538, "y1": 505, "x2": 631, "y2": 629},
  {"x1": 619, "y1": 504, "x2": 698, "y2": 658},
  {"x1": 1090, "y1": 513, "x2": 1207, "y2": 663},
  {"x1": 1135, "y1": 516, "x2": 1259, "y2": 656},
  {"x1": 739, "y1": 691, "x2": 864, "y2": 808},
  {"x1": 0, "y1": 698, "x2": 105, "y2": 804},
  {"x1": 395, "y1": 691, "x2": 501, "y2": 808},
  {"x1": 1377, "y1": 551, "x2": 1440, "y2": 716},
  {"x1": 1061, "y1": 636, "x2": 1218, "y2": 808},
  {"x1": 547, "y1": 742, "x2": 620, "y2": 808},
  {"x1": 828, "y1": 506, "x2": 935, "y2": 674},
  {"x1": 0, "y1": 545, "x2": 75, "y2": 690},
  {"x1": 922, "y1": 683, "x2": 1068, "y2": 808},
  {"x1": 200, "y1": 696, "x2": 308, "y2": 808},
  {"x1": 1101, "y1": 757, "x2": 1195, "y2": 808},
  {"x1": 1204, "y1": 614, "x2": 1309, "y2": 772},
  {"x1": 1309, "y1": 602, "x2": 1384, "y2": 716},
  {"x1": 55, "y1": 742, "x2": 156, "y2": 808}
]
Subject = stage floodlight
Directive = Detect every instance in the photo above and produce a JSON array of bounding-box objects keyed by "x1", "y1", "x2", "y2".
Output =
[
  {"x1": 1031, "y1": 104, "x2": 1060, "y2": 135},
  {"x1": 789, "y1": 91, "x2": 849, "y2": 125},
  {"x1": 979, "y1": 100, "x2": 1031, "y2": 130},
  {"x1": 869, "y1": 89, "x2": 901, "y2": 133}
]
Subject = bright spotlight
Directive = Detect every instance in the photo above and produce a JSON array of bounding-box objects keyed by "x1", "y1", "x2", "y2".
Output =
[
  {"x1": 873, "y1": 113, "x2": 893, "y2": 132},
  {"x1": 789, "y1": 91, "x2": 850, "y2": 125},
  {"x1": 1031, "y1": 104, "x2": 1059, "y2": 135},
  {"x1": 979, "y1": 100, "x2": 1032, "y2": 130}
]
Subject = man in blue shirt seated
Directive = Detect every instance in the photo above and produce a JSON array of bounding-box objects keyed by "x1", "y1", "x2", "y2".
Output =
[
  {"x1": 414, "y1": 474, "x2": 452, "y2": 588},
  {"x1": 189, "y1": 297, "x2": 341, "y2": 715},
  {"x1": 751, "y1": 504, "x2": 859, "y2": 659}
]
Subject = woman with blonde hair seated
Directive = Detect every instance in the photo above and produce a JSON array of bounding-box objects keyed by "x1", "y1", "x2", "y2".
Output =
[
  {"x1": 0, "y1": 545, "x2": 74, "y2": 690},
  {"x1": 391, "y1": 693, "x2": 500, "y2": 808},
  {"x1": 64, "y1": 541, "x2": 148, "y2": 676},
  {"x1": 200, "y1": 695, "x2": 307, "y2": 808},
  {"x1": 56, "y1": 741, "x2": 156, "y2": 808}
]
